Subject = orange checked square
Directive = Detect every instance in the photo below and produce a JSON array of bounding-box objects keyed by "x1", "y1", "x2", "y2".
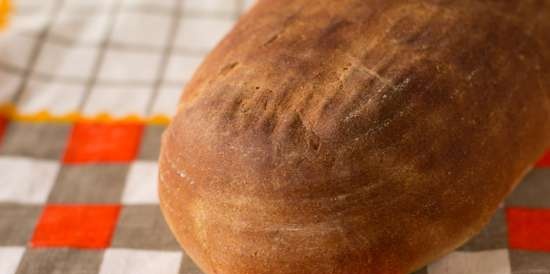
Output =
[
  {"x1": 536, "y1": 150, "x2": 550, "y2": 168},
  {"x1": 64, "y1": 122, "x2": 144, "y2": 163},
  {"x1": 507, "y1": 207, "x2": 550, "y2": 252},
  {"x1": 31, "y1": 204, "x2": 121, "y2": 249}
]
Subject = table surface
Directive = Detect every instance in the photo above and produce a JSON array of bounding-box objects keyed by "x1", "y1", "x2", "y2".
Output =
[{"x1": 0, "y1": 0, "x2": 549, "y2": 273}]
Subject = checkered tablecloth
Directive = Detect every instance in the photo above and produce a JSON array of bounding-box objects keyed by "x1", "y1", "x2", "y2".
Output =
[{"x1": 0, "y1": 0, "x2": 549, "y2": 273}]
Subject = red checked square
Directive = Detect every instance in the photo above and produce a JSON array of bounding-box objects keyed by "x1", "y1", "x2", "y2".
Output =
[
  {"x1": 507, "y1": 207, "x2": 550, "y2": 252},
  {"x1": 0, "y1": 115, "x2": 8, "y2": 144},
  {"x1": 536, "y1": 150, "x2": 550, "y2": 168},
  {"x1": 64, "y1": 122, "x2": 144, "y2": 163},
  {"x1": 31, "y1": 204, "x2": 121, "y2": 249}
]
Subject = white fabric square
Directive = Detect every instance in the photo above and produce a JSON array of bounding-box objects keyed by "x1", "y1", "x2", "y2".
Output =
[
  {"x1": 19, "y1": 79, "x2": 86, "y2": 115},
  {"x1": 164, "y1": 55, "x2": 204, "y2": 83},
  {"x1": 0, "y1": 71, "x2": 20, "y2": 104},
  {"x1": 121, "y1": 0, "x2": 175, "y2": 8},
  {"x1": 0, "y1": 34, "x2": 35, "y2": 68},
  {"x1": 12, "y1": 0, "x2": 58, "y2": 34},
  {"x1": 428, "y1": 250, "x2": 511, "y2": 274},
  {"x1": 0, "y1": 157, "x2": 59, "y2": 204},
  {"x1": 111, "y1": 12, "x2": 171, "y2": 48},
  {"x1": 183, "y1": 0, "x2": 237, "y2": 13},
  {"x1": 13, "y1": 0, "x2": 56, "y2": 11},
  {"x1": 175, "y1": 17, "x2": 234, "y2": 51},
  {"x1": 98, "y1": 50, "x2": 162, "y2": 83},
  {"x1": 34, "y1": 41, "x2": 97, "y2": 78},
  {"x1": 64, "y1": 0, "x2": 112, "y2": 11},
  {"x1": 99, "y1": 249, "x2": 182, "y2": 274},
  {"x1": 83, "y1": 85, "x2": 152, "y2": 117},
  {"x1": 151, "y1": 84, "x2": 184, "y2": 117},
  {"x1": 122, "y1": 161, "x2": 160, "y2": 204},
  {"x1": 12, "y1": 0, "x2": 57, "y2": 28},
  {"x1": 50, "y1": 12, "x2": 111, "y2": 44},
  {"x1": 11, "y1": 12, "x2": 51, "y2": 34},
  {"x1": 0, "y1": 247, "x2": 25, "y2": 274}
]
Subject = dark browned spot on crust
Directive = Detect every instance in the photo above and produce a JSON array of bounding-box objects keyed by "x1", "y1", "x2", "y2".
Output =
[
  {"x1": 264, "y1": 34, "x2": 280, "y2": 46},
  {"x1": 220, "y1": 62, "x2": 240, "y2": 76}
]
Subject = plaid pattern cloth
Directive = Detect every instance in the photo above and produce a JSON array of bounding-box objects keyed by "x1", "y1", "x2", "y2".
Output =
[{"x1": 0, "y1": 0, "x2": 549, "y2": 273}]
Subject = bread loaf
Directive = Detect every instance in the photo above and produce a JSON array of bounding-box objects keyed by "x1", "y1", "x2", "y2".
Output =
[{"x1": 159, "y1": 1, "x2": 550, "y2": 273}]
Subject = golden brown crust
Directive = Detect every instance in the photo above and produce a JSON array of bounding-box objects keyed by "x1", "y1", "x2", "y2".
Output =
[{"x1": 159, "y1": 1, "x2": 550, "y2": 273}]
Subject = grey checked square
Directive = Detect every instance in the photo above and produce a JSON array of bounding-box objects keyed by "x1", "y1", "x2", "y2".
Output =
[
  {"x1": 506, "y1": 169, "x2": 550, "y2": 208},
  {"x1": 112, "y1": 205, "x2": 180, "y2": 250},
  {"x1": 0, "y1": 204, "x2": 41, "y2": 246},
  {"x1": 459, "y1": 208, "x2": 508, "y2": 251},
  {"x1": 509, "y1": 250, "x2": 550, "y2": 274},
  {"x1": 0, "y1": 121, "x2": 70, "y2": 160},
  {"x1": 48, "y1": 164, "x2": 129, "y2": 203},
  {"x1": 179, "y1": 251, "x2": 204, "y2": 274},
  {"x1": 138, "y1": 125, "x2": 166, "y2": 160},
  {"x1": 15, "y1": 248, "x2": 103, "y2": 274}
]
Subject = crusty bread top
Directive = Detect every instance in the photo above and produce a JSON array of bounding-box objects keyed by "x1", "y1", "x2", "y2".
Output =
[{"x1": 160, "y1": 1, "x2": 550, "y2": 273}]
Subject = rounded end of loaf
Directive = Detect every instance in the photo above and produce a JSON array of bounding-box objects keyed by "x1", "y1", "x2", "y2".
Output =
[{"x1": 157, "y1": 80, "x2": 503, "y2": 274}]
